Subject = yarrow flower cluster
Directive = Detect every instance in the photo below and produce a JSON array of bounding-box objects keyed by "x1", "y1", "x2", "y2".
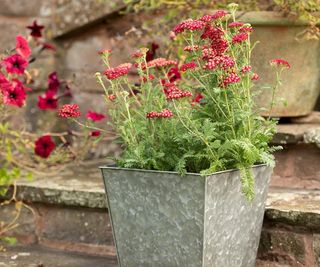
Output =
[
  {"x1": 180, "y1": 62, "x2": 198, "y2": 72},
  {"x1": 270, "y1": 59, "x2": 291, "y2": 68},
  {"x1": 163, "y1": 83, "x2": 192, "y2": 100},
  {"x1": 104, "y1": 63, "x2": 132, "y2": 80},
  {"x1": 232, "y1": 32, "x2": 249, "y2": 44},
  {"x1": 147, "y1": 58, "x2": 177, "y2": 68},
  {"x1": 223, "y1": 72, "x2": 241, "y2": 86},
  {"x1": 58, "y1": 104, "x2": 81, "y2": 118},
  {"x1": 146, "y1": 109, "x2": 173, "y2": 119},
  {"x1": 173, "y1": 19, "x2": 206, "y2": 34}
]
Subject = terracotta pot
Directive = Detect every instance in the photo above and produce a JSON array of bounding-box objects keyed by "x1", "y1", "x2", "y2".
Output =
[
  {"x1": 240, "y1": 11, "x2": 320, "y2": 117},
  {"x1": 100, "y1": 165, "x2": 272, "y2": 267}
]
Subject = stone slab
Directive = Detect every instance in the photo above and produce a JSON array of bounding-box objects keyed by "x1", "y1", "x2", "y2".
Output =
[{"x1": 0, "y1": 244, "x2": 117, "y2": 267}]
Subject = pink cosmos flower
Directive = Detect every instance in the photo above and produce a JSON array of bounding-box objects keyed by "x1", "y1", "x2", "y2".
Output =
[
  {"x1": 2, "y1": 79, "x2": 27, "y2": 107},
  {"x1": 2, "y1": 54, "x2": 28, "y2": 74},
  {"x1": 86, "y1": 110, "x2": 106, "y2": 122},
  {"x1": 16, "y1": 35, "x2": 31, "y2": 59}
]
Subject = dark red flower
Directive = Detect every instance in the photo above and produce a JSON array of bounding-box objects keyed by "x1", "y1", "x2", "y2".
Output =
[
  {"x1": 27, "y1": 20, "x2": 44, "y2": 38},
  {"x1": 146, "y1": 42, "x2": 159, "y2": 62},
  {"x1": 2, "y1": 79, "x2": 28, "y2": 107},
  {"x1": 90, "y1": 131, "x2": 101, "y2": 137},
  {"x1": 168, "y1": 67, "x2": 181, "y2": 83},
  {"x1": 58, "y1": 104, "x2": 81, "y2": 118},
  {"x1": 270, "y1": 59, "x2": 290, "y2": 68},
  {"x1": 34, "y1": 135, "x2": 55, "y2": 158},
  {"x1": 47, "y1": 72, "x2": 60, "y2": 93},
  {"x1": 16, "y1": 35, "x2": 31, "y2": 59},
  {"x1": 41, "y1": 42, "x2": 56, "y2": 51},
  {"x1": 2, "y1": 54, "x2": 28, "y2": 74},
  {"x1": 191, "y1": 93, "x2": 204, "y2": 105},
  {"x1": 37, "y1": 91, "x2": 58, "y2": 110},
  {"x1": 86, "y1": 110, "x2": 106, "y2": 122}
]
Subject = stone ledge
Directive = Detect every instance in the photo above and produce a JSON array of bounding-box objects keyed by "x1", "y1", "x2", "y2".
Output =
[
  {"x1": 273, "y1": 112, "x2": 320, "y2": 145},
  {"x1": 3, "y1": 160, "x2": 319, "y2": 230},
  {"x1": 265, "y1": 189, "x2": 320, "y2": 231}
]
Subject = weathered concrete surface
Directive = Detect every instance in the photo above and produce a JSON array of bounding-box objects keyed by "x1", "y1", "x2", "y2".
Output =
[
  {"x1": 0, "y1": 244, "x2": 117, "y2": 267},
  {"x1": 0, "y1": 0, "x2": 52, "y2": 17},
  {"x1": 52, "y1": 0, "x2": 124, "y2": 37}
]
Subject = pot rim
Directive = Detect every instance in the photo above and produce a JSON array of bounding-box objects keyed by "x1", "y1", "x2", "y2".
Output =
[{"x1": 99, "y1": 163, "x2": 268, "y2": 177}]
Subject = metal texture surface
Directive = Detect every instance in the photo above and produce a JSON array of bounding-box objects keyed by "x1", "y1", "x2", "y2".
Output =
[{"x1": 101, "y1": 165, "x2": 272, "y2": 267}]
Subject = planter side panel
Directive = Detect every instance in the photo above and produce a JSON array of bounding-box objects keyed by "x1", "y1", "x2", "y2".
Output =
[
  {"x1": 203, "y1": 166, "x2": 272, "y2": 267},
  {"x1": 101, "y1": 169, "x2": 205, "y2": 267}
]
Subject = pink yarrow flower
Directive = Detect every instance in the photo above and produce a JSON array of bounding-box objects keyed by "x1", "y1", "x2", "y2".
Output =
[
  {"x1": 180, "y1": 62, "x2": 198, "y2": 72},
  {"x1": 223, "y1": 72, "x2": 241, "y2": 86},
  {"x1": 173, "y1": 19, "x2": 206, "y2": 34},
  {"x1": 58, "y1": 104, "x2": 81, "y2": 118},
  {"x1": 228, "y1": 21, "x2": 244, "y2": 28},
  {"x1": 232, "y1": 32, "x2": 248, "y2": 44},
  {"x1": 251, "y1": 73, "x2": 259, "y2": 81},
  {"x1": 104, "y1": 63, "x2": 132, "y2": 80},
  {"x1": 184, "y1": 45, "x2": 199, "y2": 52},
  {"x1": 270, "y1": 59, "x2": 290, "y2": 68},
  {"x1": 16, "y1": 36, "x2": 31, "y2": 59},
  {"x1": 241, "y1": 65, "x2": 252, "y2": 74},
  {"x1": 212, "y1": 10, "x2": 228, "y2": 20},
  {"x1": 146, "y1": 109, "x2": 173, "y2": 119},
  {"x1": 147, "y1": 58, "x2": 177, "y2": 68}
]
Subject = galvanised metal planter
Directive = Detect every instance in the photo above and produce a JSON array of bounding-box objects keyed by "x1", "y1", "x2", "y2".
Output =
[
  {"x1": 240, "y1": 11, "x2": 320, "y2": 117},
  {"x1": 100, "y1": 165, "x2": 272, "y2": 267}
]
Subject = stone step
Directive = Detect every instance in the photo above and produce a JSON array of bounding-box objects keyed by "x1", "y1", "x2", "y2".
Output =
[{"x1": 0, "y1": 244, "x2": 117, "y2": 267}]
